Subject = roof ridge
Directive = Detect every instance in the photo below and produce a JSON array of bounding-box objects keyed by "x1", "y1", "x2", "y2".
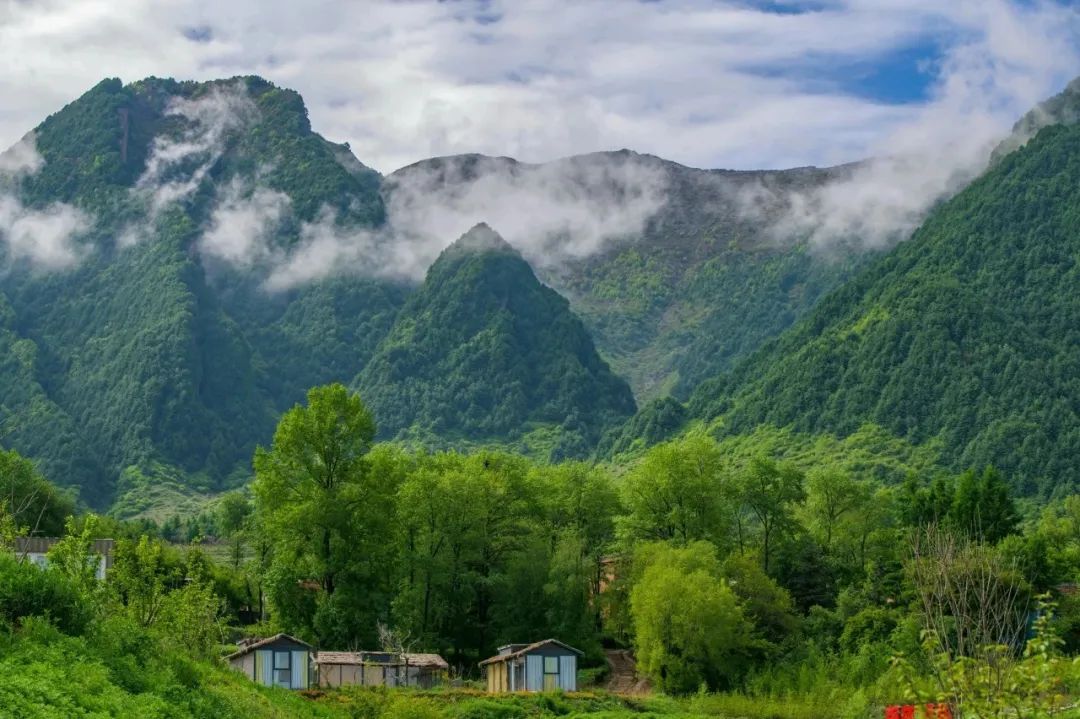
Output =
[
  {"x1": 226, "y1": 632, "x2": 312, "y2": 659},
  {"x1": 479, "y1": 638, "x2": 583, "y2": 666}
]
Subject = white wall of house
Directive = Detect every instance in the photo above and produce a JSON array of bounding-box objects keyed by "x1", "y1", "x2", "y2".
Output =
[{"x1": 22, "y1": 551, "x2": 108, "y2": 580}]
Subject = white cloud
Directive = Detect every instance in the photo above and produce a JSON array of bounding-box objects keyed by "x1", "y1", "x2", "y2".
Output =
[
  {"x1": 0, "y1": 196, "x2": 89, "y2": 269},
  {"x1": 199, "y1": 178, "x2": 290, "y2": 267},
  {"x1": 0, "y1": 134, "x2": 45, "y2": 176},
  {"x1": 263, "y1": 207, "x2": 381, "y2": 291},
  {"x1": 736, "y1": 0, "x2": 1080, "y2": 249},
  {"x1": 0, "y1": 1, "x2": 1076, "y2": 175},
  {"x1": 134, "y1": 82, "x2": 256, "y2": 217},
  {"x1": 0, "y1": 135, "x2": 89, "y2": 269},
  {"x1": 383, "y1": 152, "x2": 669, "y2": 279},
  {"x1": 0, "y1": 0, "x2": 1078, "y2": 280}
]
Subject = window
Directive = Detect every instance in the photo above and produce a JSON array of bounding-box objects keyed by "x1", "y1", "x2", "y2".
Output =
[
  {"x1": 543, "y1": 656, "x2": 559, "y2": 690},
  {"x1": 274, "y1": 651, "x2": 292, "y2": 686}
]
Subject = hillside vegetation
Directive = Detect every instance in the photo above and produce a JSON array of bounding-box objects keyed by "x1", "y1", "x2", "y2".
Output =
[
  {"x1": 686, "y1": 119, "x2": 1080, "y2": 497},
  {"x1": 5, "y1": 385, "x2": 1080, "y2": 718},
  {"x1": 357, "y1": 224, "x2": 635, "y2": 457}
]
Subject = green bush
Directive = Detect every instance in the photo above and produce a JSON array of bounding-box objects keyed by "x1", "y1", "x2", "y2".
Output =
[
  {"x1": 0, "y1": 554, "x2": 89, "y2": 635},
  {"x1": 444, "y1": 698, "x2": 529, "y2": 719}
]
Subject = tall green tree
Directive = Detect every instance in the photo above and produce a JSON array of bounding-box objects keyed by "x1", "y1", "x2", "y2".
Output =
[
  {"x1": 631, "y1": 541, "x2": 752, "y2": 692},
  {"x1": 620, "y1": 431, "x2": 731, "y2": 548},
  {"x1": 737, "y1": 458, "x2": 806, "y2": 572},
  {"x1": 949, "y1": 467, "x2": 1019, "y2": 543},
  {"x1": 0, "y1": 448, "x2": 74, "y2": 537},
  {"x1": 253, "y1": 383, "x2": 397, "y2": 645}
]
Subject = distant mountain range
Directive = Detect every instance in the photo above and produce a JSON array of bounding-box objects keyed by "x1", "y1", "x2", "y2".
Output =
[{"x1": 1, "y1": 73, "x2": 1078, "y2": 509}]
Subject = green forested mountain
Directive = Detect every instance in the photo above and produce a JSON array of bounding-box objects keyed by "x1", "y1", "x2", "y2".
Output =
[
  {"x1": 12, "y1": 72, "x2": 1074, "y2": 508},
  {"x1": 357, "y1": 223, "x2": 636, "y2": 458},
  {"x1": 384, "y1": 152, "x2": 875, "y2": 401},
  {"x1": 0, "y1": 76, "x2": 402, "y2": 505},
  {"x1": 0, "y1": 75, "x2": 876, "y2": 507},
  {"x1": 684, "y1": 117, "x2": 1080, "y2": 497}
]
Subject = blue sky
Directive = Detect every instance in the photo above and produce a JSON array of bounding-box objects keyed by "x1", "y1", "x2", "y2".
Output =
[{"x1": 0, "y1": 0, "x2": 1078, "y2": 173}]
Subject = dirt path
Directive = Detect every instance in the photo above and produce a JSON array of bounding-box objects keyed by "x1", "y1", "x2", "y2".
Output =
[{"x1": 605, "y1": 649, "x2": 650, "y2": 695}]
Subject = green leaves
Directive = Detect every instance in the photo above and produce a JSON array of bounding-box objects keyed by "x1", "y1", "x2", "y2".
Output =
[
  {"x1": 630, "y1": 542, "x2": 753, "y2": 693},
  {"x1": 253, "y1": 384, "x2": 396, "y2": 645}
]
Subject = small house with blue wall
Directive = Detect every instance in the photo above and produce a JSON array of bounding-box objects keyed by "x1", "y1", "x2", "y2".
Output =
[
  {"x1": 480, "y1": 639, "x2": 582, "y2": 692},
  {"x1": 227, "y1": 633, "x2": 312, "y2": 690}
]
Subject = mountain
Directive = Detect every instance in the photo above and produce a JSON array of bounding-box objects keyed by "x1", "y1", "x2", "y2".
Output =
[
  {"x1": 0, "y1": 74, "x2": 884, "y2": 508},
  {"x1": 0, "y1": 76, "x2": 404, "y2": 505},
  {"x1": 682, "y1": 107, "x2": 1080, "y2": 497},
  {"x1": 356, "y1": 223, "x2": 636, "y2": 459},
  {"x1": 383, "y1": 152, "x2": 875, "y2": 402}
]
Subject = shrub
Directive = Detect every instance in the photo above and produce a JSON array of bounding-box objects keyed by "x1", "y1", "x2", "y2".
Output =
[
  {"x1": 0, "y1": 553, "x2": 89, "y2": 634},
  {"x1": 444, "y1": 698, "x2": 529, "y2": 719}
]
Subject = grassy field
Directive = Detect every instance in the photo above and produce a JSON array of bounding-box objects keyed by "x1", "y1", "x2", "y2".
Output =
[{"x1": 303, "y1": 686, "x2": 879, "y2": 719}]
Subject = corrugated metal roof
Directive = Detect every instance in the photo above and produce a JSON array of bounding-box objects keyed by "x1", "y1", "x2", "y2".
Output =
[
  {"x1": 405, "y1": 653, "x2": 450, "y2": 669},
  {"x1": 15, "y1": 537, "x2": 114, "y2": 555},
  {"x1": 314, "y1": 651, "x2": 449, "y2": 669},
  {"x1": 479, "y1": 639, "x2": 583, "y2": 666}
]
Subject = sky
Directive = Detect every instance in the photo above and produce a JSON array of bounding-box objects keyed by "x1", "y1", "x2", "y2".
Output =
[{"x1": 0, "y1": 0, "x2": 1079, "y2": 175}]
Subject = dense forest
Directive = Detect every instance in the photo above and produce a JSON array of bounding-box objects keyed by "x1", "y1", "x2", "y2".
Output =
[
  {"x1": 356, "y1": 223, "x2": 635, "y2": 457},
  {"x1": 3, "y1": 385, "x2": 1080, "y2": 717}
]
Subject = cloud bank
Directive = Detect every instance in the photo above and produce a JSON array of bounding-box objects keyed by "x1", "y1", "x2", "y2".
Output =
[
  {"x1": 199, "y1": 178, "x2": 290, "y2": 267},
  {"x1": 1, "y1": 1, "x2": 1079, "y2": 281},
  {"x1": 1, "y1": 1, "x2": 1077, "y2": 174},
  {"x1": 381, "y1": 153, "x2": 669, "y2": 279},
  {"x1": 735, "y1": 1, "x2": 1080, "y2": 249}
]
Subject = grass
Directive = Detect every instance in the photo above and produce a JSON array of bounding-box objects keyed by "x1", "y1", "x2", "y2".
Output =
[{"x1": 306, "y1": 686, "x2": 879, "y2": 719}]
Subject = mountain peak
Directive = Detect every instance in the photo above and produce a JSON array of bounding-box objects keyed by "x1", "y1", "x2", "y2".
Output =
[
  {"x1": 451, "y1": 222, "x2": 516, "y2": 254},
  {"x1": 431, "y1": 224, "x2": 523, "y2": 271}
]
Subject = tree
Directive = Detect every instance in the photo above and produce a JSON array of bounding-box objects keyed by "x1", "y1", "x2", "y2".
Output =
[
  {"x1": 630, "y1": 542, "x2": 752, "y2": 693},
  {"x1": 253, "y1": 384, "x2": 397, "y2": 645},
  {"x1": 905, "y1": 524, "x2": 1033, "y2": 715},
  {"x1": 216, "y1": 490, "x2": 252, "y2": 571},
  {"x1": 47, "y1": 515, "x2": 103, "y2": 600},
  {"x1": 720, "y1": 553, "x2": 799, "y2": 648},
  {"x1": 393, "y1": 452, "x2": 474, "y2": 645},
  {"x1": 620, "y1": 432, "x2": 731, "y2": 548},
  {"x1": 804, "y1": 470, "x2": 872, "y2": 552},
  {"x1": 949, "y1": 467, "x2": 1019, "y2": 543},
  {"x1": 737, "y1": 458, "x2": 806, "y2": 572},
  {"x1": 110, "y1": 535, "x2": 178, "y2": 628},
  {"x1": 0, "y1": 448, "x2": 74, "y2": 537},
  {"x1": 536, "y1": 461, "x2": 620, "y2": 633},
  {"x1": 543, "y1": 528, "x2": 599, "y2": 655}
]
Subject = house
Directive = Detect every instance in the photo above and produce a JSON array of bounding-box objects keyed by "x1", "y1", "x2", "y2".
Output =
[
  {"x1": 227, "y1": 633, "x2": 313, "y2": 690},
  {"x1": 314, "y1": 651, "x2": 449, "y2": 689},
  {"x1": 15, "y1": 537, "x2": 114, "y2": 580},
  {"x1": 480, "y1": 639, "x2": 582, "y2": 693}
]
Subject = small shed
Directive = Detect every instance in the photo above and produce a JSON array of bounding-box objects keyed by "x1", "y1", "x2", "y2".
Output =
[
  {"x1": 315, "y1": 651, "x2": 449, "y2": 688},
  {"x1": 227, "y1": 633, "x2": 312, "y2": 690},
  {"x1": 480, "y1": 639, "x2": 582, "y2": 693}
]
